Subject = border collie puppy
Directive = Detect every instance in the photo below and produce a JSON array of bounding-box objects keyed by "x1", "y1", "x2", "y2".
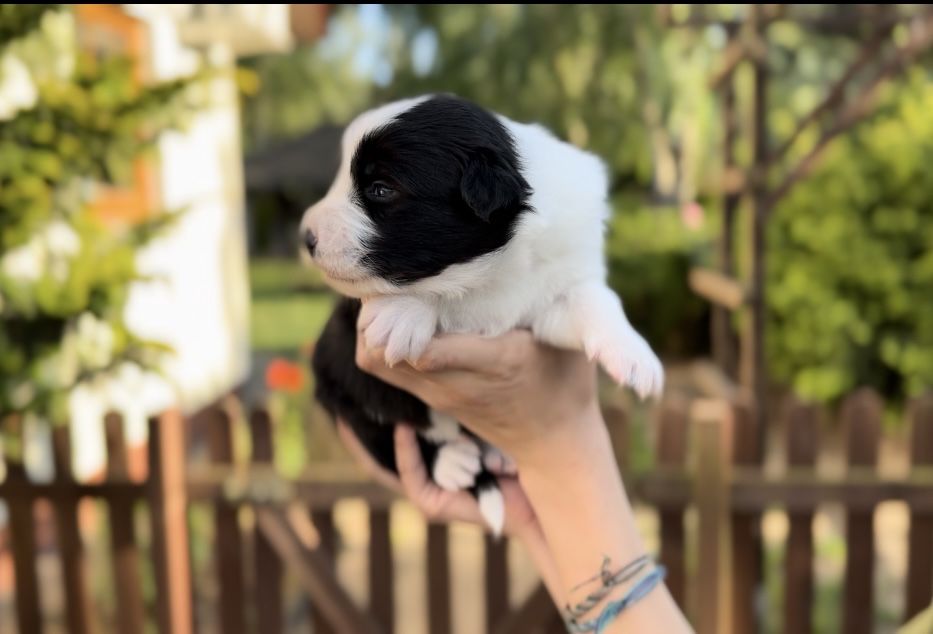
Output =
[{"x1": 304, "y1": 95, "x2": 662, "y2": 534}]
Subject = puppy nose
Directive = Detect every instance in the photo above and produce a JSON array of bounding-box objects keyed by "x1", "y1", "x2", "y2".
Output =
[{"x1": 303, "y1": 229, "x2": 318, "y2": 256}]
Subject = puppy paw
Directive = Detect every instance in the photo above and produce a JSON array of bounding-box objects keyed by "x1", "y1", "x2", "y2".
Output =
[
  {"x1": 482, "y1": 445, "x2": 518, "y2": 476},
  {"x1": 432, "y1": 438, "x2": 482, "y2": 491},
  {"x1": 359, "y1": 297, "x2": 437, "y2": 365},
  {"x1": 586, "y1": 329, "x2": 664, "y2": 399}
]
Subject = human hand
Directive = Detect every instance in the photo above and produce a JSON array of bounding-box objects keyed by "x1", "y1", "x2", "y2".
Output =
[
  {"x1": 336, "y1": 421, "x2": 539, "y2": 538},
  {"x1": 354, "y1": 329, "x2": 602, "y2": 471}
]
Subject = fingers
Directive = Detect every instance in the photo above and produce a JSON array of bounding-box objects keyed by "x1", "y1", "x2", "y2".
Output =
[
  {"x1": 394, "y1": 425, "x2": 430, "y2": 490},
  {"x1": 413, "y1": 331, "x2": 531, "y2": 372},
  {"x1": 355, "y1": 333, "x2": 423, "y2": 389},
  {"x1": 394, "y1": 426, "x2": 483, "y2": 524}
]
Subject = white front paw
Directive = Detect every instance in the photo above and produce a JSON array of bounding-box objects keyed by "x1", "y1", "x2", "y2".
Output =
[
  {"x1": 358, "y1": 297, "x2": 437, "y2": 365},
  {"x1": 432, "y1": 438, "x2": 482, "y2": 491},
  {"x1": 586, "y1": 330, "x2": 664, "y2": 399}
]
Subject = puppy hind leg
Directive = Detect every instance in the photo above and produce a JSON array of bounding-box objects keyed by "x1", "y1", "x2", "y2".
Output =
[{"x1": 471, "y1": 471, "x2": 505, "y2": 536}]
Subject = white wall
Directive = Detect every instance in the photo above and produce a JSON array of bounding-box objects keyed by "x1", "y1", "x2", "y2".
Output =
[{"x1": 69, "y1": 8, "x2": 252, "y2": 479}]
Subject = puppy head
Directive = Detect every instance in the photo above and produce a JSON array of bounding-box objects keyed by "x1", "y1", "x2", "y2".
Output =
[{"x1": 300, "y1": 95, "x2": 531, "y2": 297}]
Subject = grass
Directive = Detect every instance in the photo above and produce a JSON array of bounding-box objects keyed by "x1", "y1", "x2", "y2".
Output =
[
  {"x1": 251, "y1": 293, "x2": 334, "y2": 351},
  {"x1": 250, "y1": 257, "x2": 334, "y2": 352},
  {"x1": 250, "y1": 257, "x2": 328, "y2": 295}
]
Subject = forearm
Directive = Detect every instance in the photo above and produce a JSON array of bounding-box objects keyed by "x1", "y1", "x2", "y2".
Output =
[
  {"x1": 514, "y1": 522, "x2": 566, "y2": 608},
  {"x1": 516, "y1": 405, "x2": 692, "y2": 633}
]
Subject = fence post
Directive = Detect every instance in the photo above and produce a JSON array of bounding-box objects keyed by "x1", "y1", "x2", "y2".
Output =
[
  {"x1": 369, "y1": 506, "x2": 394, "y2": 633},
  {"x1": 250, "y1": 407, "x2": 283, "y2": 634},
  {"x1": 784, "y1": 398, "x2": 818, "y2": 634},
  {"x1": 105, "y1": 413, "x2": 145, "y2": 634},
  {"x1": 148, "y1": 410, "x2": 192, "y2": 634},
  {"x1": 657, "y1": 398, "x2": 688, "y2": 610},
  {"x1": 841, "y1": 389, "x2": 881, "y2": 634},
  {"x1": 693, "y1": 399, "x2": 733, "y2": 634},
  {"x1": 485, "y1": 534, "x2": 509, "y2": 633},
  {"x1": 427, "y1": 523, "x2": 452, "y2": 634},
  {"x1": 905, "y1": 395, "x2": 933, "y2": 622},
  {"x1": 310, "y1": 504, "x2": 337, "y2": 634},
  {"x1": 5, "y1": 415, "x2": 41, "y2": 634},
  {"x1": 206, "y1": 403, "x2": 247, "y2": 634},
  {"x1": 730, "y1": 399, "x2": 761, "y2": 634},
  {"x1": 307, "y1": 403, "x2": 338, "y2": 634},
  {"x1": 51, "y1": 427, "x2": 91, "y2": 634}
]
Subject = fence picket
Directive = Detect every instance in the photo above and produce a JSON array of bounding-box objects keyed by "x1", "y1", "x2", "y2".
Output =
[
  {"x1": 731, "y1": 399, "x2": 761, "y2": 634},
  {"x1": 841, "y1": 389, "x2": 881, "y2": 634},
  {"x1": 104, "y1": 413, "x2": 145, "y2": 634},
  {"x1": 427, "y1": 523, "x2": 452, "y2": 634},
  {"x1": 784, "y1": 399, "x2": 818, "y2": 634},
  {"x1": 905, "y1": 395, "x2": 933, "y2": 622},
  {"x1": 657, "y1": 399, "x2": 688, "y2": 609},
  {"x1": 310, "y1": 507, "x2": 337, "y2": 634},
  {"x1": 485, "y1": 534, "x2": 509, "y2": 632},
  {"x1": 693, "y1": 400, "x2": 733, "y2": 634},
  {"x1": 369, "y1": 506, "x2": 394, "y2": 633},
  {"x1": 52, "y1": 427, "x2": 91, "y2": 634},
  {"x1": 206, "y1": 404, "x2": 247, "y2": 634},
  {"x1": 250, "y1": 407, "x2": 283, "y2": 634},
  {"x1": 148, "y1": 411, "x2": 193, "y2": 634},
  {"x1": 7, "y1": 458, "x2": 41, "y2": 634}
]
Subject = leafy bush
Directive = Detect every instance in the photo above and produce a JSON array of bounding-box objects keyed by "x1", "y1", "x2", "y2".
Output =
[
  {"x1": 768, "y1": 72, "x2": 933, "y2": 403},
  {"x1": 607, "y1": 205, "x2": 715, "y2": 358},
  {"x1": 0, "y1": 6, "x2": 198, "y2": 428}
]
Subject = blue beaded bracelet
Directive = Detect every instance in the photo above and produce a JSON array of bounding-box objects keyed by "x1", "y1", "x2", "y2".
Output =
[{"x1": 566, "y1": 565, "x2": 667, "y2": 633}]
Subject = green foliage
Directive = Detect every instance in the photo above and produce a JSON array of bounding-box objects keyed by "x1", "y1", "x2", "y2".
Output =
[
  {"x1": 0, "y1": 54, "x2": 198, "y2": 249},
  {"x1": 768, "y1": 73, "x2": 933, "y2": 403},
  {"x1": 238, "y1": 7, "x2": 377, "y2": 152},
  {"x1": 383, "y1": 5, "x2": 652, "y2": 185},
  {"x1": 0, "y1": 4, "x2": 59, "y2": 53},
  {"x1": 608, "y1": 206, "x2": 715, "y2": 357},
  {"x1": 0, "y1": 6, "x2": 198, "y2": 425}
]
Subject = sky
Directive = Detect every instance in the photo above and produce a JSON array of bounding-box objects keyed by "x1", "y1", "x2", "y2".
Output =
[{"x1": 319, "y1": 5, "x2": 437, "y2": 87}]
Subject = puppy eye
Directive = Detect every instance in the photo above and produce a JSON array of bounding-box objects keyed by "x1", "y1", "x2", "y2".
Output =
[{"x1": 367, "y1": 181, "x2": 396, "y2": 201}]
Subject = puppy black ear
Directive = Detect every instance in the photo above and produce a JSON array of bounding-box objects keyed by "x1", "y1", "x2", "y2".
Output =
[{"x1": 460, "y1": 152, "x2": 527, "y2": 222}]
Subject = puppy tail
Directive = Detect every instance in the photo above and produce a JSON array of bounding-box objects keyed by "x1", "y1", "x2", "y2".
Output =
[{"x1": 471, "y1": 471, "x2": 505, "y2": 537}]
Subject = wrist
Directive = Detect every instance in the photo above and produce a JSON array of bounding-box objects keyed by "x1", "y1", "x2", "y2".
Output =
[{"x1": 512, "y1": 401, "x2": 608, "y2": 475}]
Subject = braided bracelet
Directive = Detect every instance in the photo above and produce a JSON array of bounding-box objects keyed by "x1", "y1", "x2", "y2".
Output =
[
  {"x1": 565, "y1": 565, "x2": 667, "y2": 634},
  {"x1": 564, "y1": 555, "x2": 651, "y2": 620}
]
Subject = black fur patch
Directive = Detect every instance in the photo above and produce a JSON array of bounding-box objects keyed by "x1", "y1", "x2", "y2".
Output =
[
  {"x1": 350, "y1": 95, "x2": 532, "y2": 284},
  {"x1": 312, "y1": 298, "x2": 436, "y2": 473}
]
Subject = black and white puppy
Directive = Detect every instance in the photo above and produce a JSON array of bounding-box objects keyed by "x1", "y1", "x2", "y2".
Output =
[{"x1": 303, "y1": 95, "x2": 662, "y2": 534}]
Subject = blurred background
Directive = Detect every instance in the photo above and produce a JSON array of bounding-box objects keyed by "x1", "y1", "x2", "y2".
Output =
[{"x1": 1, "y1": 4, "x2": 933, "y2": 634}]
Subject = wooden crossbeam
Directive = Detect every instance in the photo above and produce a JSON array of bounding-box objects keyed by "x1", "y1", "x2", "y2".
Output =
[
  {"x1": 688, "y1": 268, "x2": 747, "y2": 310},
  {"x1": 255, "y1": 507, "x2": 383, "y2": 634}
]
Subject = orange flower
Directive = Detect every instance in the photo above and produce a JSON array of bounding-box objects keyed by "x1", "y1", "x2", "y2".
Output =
[{"x1": 265, "y1": 358, "x2": 304, "y2": 393}]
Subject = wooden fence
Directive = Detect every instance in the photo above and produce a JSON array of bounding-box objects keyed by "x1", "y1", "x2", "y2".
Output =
[{"x1": 0, "y1": 388, "x2": 931, "y2": 633}]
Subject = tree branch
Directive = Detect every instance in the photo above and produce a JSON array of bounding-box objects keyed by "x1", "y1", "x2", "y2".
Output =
[
  {"x1": 665, "y1": 4, "x2": 910, "y2": 36},
  {"x1": 767, "y1": 8, "x2": 933, "y2": 208},
  {"x1": 769, "y1": 22, "x2": 895, "y2": 163},
  {"x1": 708, "y1": 30, "x2": 770, "y2": 90}
]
